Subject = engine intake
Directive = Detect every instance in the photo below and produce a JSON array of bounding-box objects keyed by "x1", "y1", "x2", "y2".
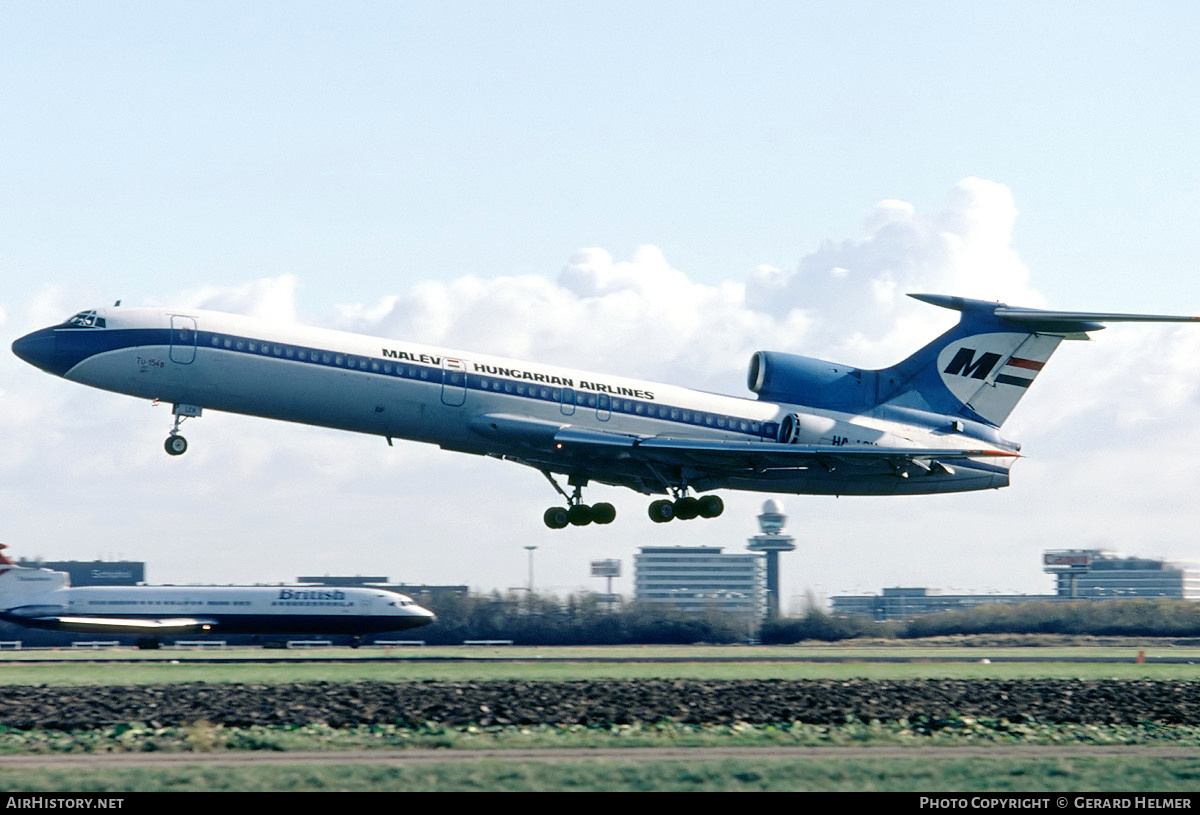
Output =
[
  {"x1": 776, "y1": 411, "x2": 837, "y2": 444},
  {"x1": 747, "y1": 350, "x2": 875, "y2": 409}
]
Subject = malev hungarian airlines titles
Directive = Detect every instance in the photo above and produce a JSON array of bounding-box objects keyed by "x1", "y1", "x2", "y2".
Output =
[{"x1": 13, "y1": 293, "x2": 1198, "y2": 528}]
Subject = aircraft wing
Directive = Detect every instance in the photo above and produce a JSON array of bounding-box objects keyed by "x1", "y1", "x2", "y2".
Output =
[
  {"x1": 33, "y1": 616, "x2": 217, "y2": 634},
  {"x1": 558, "y1": 427, "x2": 1016, "y2": 473},
  {"x1": 473, "y1": 413, "x2": 1017, "y2": 481}
]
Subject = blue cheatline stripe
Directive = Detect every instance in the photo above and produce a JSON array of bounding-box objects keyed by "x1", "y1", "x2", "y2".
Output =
[
  {"x1": 72, "y1": 326, "x2": 777, "y2": 441},
  {"x1": 198, "y1": 328, "x2": 774, "y2": 439}
]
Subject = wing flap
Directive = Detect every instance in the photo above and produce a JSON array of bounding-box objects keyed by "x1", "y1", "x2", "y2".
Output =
[
  {"x1": 553, "y1": 425, "x2": 1017, "y2": 473},
  {"x1": 632, "y1": 437, "x2": 1017, "y2": 470}
]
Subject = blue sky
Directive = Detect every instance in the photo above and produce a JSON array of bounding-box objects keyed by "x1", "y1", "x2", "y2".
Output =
[{"x1": 2, "y1": 3, "x2": 1200, "y2": 609}]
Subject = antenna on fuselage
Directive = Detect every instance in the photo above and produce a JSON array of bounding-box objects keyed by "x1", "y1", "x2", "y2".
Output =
[{"x1": 113, "y1": 300, "x2": 121, "y2": 307}]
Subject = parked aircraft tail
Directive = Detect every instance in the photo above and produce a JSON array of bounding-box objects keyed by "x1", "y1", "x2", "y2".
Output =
[{"x1": 877, "y1": 294, "x2": 1199, "y2": 427}]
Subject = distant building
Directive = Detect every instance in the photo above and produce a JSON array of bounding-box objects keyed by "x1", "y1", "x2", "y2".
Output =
[
  {"x1": 831, "y1": 586, "x2": 1054, "y2": 620},
  {"x1": 15, "y1": 558, "x2": 144, "y2": 587},
  {"x1": 634, "y1": 546, "x2": 766, "y2": 620},
  {"x1": 1043, "y1": 550, "x2": 1200, "y2": 600},
  {"x1": 831, "y1": 548, "x2": 1200, "y2": 620}
]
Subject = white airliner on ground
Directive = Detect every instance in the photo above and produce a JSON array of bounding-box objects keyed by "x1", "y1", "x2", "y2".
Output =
[
  {"x1": 12, "y1": 293, "x2": 1198, "y2": 528},
  {"x1": 0, "y1": 549, "x2": 435, "y2": 636}
]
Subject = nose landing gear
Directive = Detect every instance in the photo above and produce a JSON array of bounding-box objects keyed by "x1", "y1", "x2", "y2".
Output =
[{"x1": 163, "y1": 404, "x2": 202, "y2": 456}]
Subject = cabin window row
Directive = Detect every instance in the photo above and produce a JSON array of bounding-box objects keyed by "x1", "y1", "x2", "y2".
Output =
[
  {"x1": 209, "y1": 333, "x2": 435, "y2": 380},
  {"x1": 205, "y1": 332, "x2": 770, "y2": 438},
  {"x1": 475, "y1": 376, "x2": 764, "y2": 435}
]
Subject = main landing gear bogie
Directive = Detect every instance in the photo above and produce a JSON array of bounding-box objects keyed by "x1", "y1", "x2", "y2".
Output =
[
  {"x1": 543, "y1": 502, "x2": 617, "y2": 529},
  {"x1": 541, "y1": 472, "x2": 619, "y2": 529},
  {"x1": 648, "y1": 494, "x2": 724, "y2": 524}
]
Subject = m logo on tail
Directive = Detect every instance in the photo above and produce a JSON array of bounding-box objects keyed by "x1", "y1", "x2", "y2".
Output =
[
  {"x1": 942, "y1": 348, "x2": 1044, "y2": 388},
  {"x1": 943, "y1": 348, "x2": 1002, "y2": 380},
  {"x1": 935, "y1": 332, "x2": 1061, "y2": 426}
]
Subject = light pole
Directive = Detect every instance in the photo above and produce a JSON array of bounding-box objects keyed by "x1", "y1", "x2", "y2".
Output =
[{"x1": 524, "y1": 545, "x2": 537, "y2": 603}]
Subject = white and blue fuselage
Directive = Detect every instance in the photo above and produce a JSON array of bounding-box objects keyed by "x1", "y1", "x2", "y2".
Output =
[{"x1": 0, "y1": 562, "x2": 435, "y2": 635}]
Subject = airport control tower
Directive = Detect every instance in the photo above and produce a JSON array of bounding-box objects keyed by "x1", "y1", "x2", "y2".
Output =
[{"x1": 746, "y1": 499, "x2": 796, "y2": 618}]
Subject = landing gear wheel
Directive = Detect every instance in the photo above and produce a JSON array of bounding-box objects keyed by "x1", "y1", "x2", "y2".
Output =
[
  {"x1": 164, "y1": 435, "x2": 188, "y2": 456},
  {"x1": 648, "y1": 499, "x2": 675, "y2": 523},
  {"x1": 544, "y1": 507, "x2": 570, "y2": 529},
  {"x1": 698, "y1": 494, "x2": 725, "y2": 518},
  {"x1": 591, "y1": 502, "x2": 616, "y2": 525},
  {"x1": 673, "y1": 496, "x2": 701, "y2": 520},
  {"x1": 567, "y1": 504, "x2": 593, "y2": 526}
]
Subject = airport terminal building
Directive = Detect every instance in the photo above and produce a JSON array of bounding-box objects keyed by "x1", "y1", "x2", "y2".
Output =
[
  {"x1": 1042, "y1": 549, "x2": 1200, "y2": 600},
  {"x1": 830, "y1": 549, "x2": 1200, "y2": 620},
  {"x1": 633, "y1": 546, "x2": 767, "y2": 621},
  {"x1": 15, "y1": 558, "x2": 144, "y2": 587}
]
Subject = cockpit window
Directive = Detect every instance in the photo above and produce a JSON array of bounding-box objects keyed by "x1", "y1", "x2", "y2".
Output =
[{"x1": 66, "y1": 311, "x2": 106, "y2": 329}]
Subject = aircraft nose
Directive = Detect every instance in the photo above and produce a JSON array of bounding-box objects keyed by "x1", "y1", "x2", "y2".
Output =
[{"x1": 11, "y1": 327, "x2": 66, "y2": 376}]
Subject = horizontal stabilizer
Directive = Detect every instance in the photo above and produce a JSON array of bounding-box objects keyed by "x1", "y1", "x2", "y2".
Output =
[
  {"x1": 910, "y1": 293, "x2": 1200, "y2": 328},
  {"x1": 994, "y1": 307, "x2": 1200, "y2": 324}
]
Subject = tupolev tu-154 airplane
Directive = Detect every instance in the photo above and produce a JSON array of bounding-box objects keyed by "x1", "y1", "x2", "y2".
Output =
[{"x1": 12, "y1": 293, "x2": 1199, "y2": 528}]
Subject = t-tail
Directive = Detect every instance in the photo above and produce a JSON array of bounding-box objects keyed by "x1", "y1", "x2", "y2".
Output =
[{"x1": 877, "y1": 294, "x2": 1200, "y2": 427}]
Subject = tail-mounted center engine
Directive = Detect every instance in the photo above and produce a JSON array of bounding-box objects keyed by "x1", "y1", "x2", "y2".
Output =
[
  {"x1": 749, "y1": 351, "x2": 878, "y2": 445},
  {"x1": 747, "y1": 350, "x2": 876, "y2": 410}
]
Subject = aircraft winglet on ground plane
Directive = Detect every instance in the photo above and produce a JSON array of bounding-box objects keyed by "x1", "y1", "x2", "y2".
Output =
[{"x1": 12, "y1": 293, "x2": 1199, "y2": 528}]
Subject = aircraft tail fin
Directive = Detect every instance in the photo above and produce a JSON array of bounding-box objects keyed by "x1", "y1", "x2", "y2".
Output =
[{"x1": 878, "y1": 294, "x2": 1200, "y2": 427}]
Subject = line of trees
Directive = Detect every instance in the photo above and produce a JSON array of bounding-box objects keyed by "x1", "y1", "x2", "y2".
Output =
[
  {"x1": 413, "y1": 591, "x2": 1200, "y2": 645},
  {"x1": 4, "y1": 592, "x2": 1199, "y2": 648},
  {"x1": 416, "y1": 590, "x2": 754, "y2": 645}
]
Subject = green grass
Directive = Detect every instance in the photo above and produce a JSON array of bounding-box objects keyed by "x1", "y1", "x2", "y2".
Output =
[
  {"x1": 4, "y1": 756, "x2": 1200, "y2": 792},
  {"x1": 0, "y1": 643, "x2": 1195, "y2": 684},
  {"x1": 1, "y1": 720, "x2": 1199, "y2": 791},
  {"x1": 3, "y1": 661, "x2": 1197, "y2": 684}
]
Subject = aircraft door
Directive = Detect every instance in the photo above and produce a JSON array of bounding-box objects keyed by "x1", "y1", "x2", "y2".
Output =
[
  {"x1": 559, "y1": 387, "x2": 576, "y2": 416},
  {"x1": 440, "y1": 357, "x2": 467, "y2": 407},
  {"x1": 596, "y1": 393, "x2": 611, "y2": 421},
  {"x1": 169, "y1": 315, "x2": 197, "y2": 364}
]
